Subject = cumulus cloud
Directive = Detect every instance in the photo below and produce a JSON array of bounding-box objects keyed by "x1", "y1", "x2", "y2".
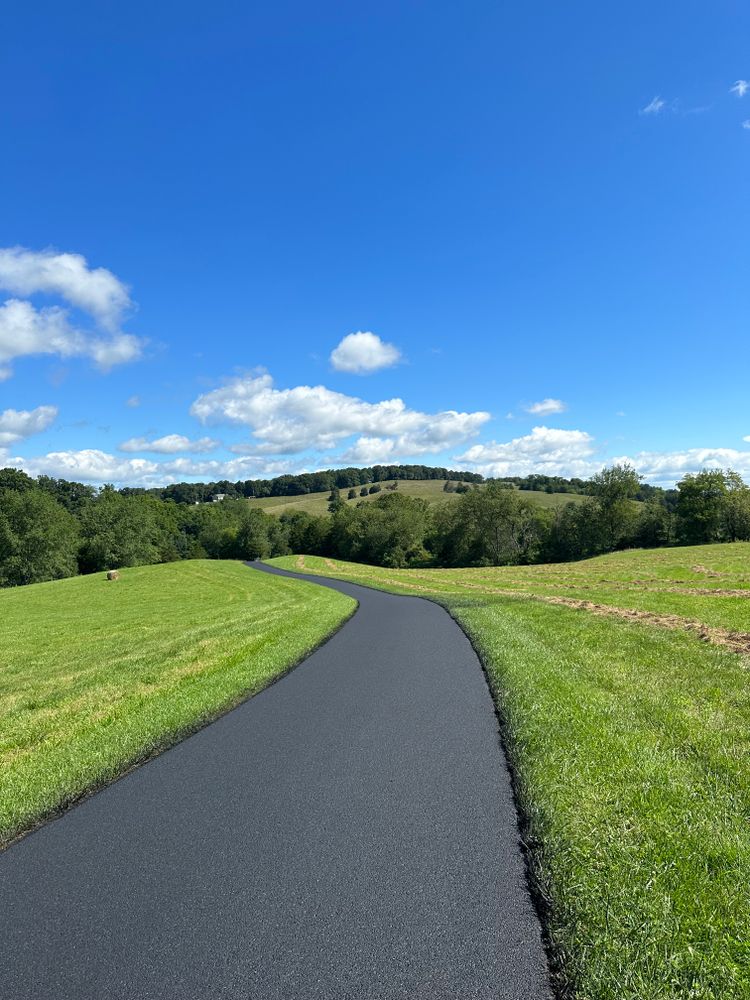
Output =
[
  {"x1": 330, "y1": 331, "x2": 401, "y2": 374},
  {"x1": 0, "y1": 405, "x2": 58, "y2": 446},
  {"x1": 338, "y1": 436, "x2": 398, "y2": 465},
  {"x1": 524, "y1": 398, "x2": 567, "y2": 416},
  {"x1": 0, "y1": 247, "x2": 131, "y2": 328},
  {"x1": 730, "y1": 80, "x2": 749, "y2": 97},
  {"x1": 640, "y1": 96, "x2": 666, "y2": 115},
  {"x1": 6, "y1": 448, "x2": 298, "y2": 486},
  {"x1": 0, "y1": 247, "x2": 143, "y2": 377},
  {"x1": 119, "y1": 434, "x2": 219, "y2": 454},
  {"x1": 191, "y1": 372, "x2": 489, "y2": 458},
  {"x1": 611, "y1": 446, "x2": 750, "y2": 485},
  {"x1": 456, "y1": 426, "x2": 597, "y2": 478}
]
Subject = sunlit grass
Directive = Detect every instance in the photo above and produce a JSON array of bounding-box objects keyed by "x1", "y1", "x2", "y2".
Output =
[
  {"x1": 268, "y1": 546, "x2": 750, "y2": 999},
  {"x1": 0, "y1": 560, "x2": 354, "y2": 846}
]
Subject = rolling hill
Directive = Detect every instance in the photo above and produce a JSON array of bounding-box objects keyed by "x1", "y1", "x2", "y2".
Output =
[{"x1": 246, "y1": 479, "x2": 589, "y2": 517}]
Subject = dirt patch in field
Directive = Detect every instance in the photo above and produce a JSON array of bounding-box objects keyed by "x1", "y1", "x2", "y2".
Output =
[
  {"x1": 691, "y1": 564, "x2": 724, "y2": 578},
  {"x1": 295, "y1": 555, "x2": 306, "y2": 570},
  {"x1": 542, "y1": 596, "x2": 750, "y2": 656}
]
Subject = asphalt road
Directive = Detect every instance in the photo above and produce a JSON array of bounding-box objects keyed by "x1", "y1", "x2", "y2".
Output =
[{"x1": 0, "y1": 562, "x2": 551, "y2": 1000}]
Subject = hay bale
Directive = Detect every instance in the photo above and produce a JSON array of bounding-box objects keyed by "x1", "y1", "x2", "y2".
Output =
[{"x1": 106, "y1": 570, "x2": 120, "y2": 581}]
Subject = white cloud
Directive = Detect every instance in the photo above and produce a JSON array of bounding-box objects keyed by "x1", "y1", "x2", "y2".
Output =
[
  {"x1": 330, "y1": 331, "x2": 401, "y2": 374},
  {"x1": 0, "y1": 405, "x2": 58, "y2": 446},
  {"x1": 0, "y1": 247, "x2": 143, "y2": 378},
  {"x1": 730, "y1": 80, "x2": 749, "y2": 97},
  {"x1": 338, "y1": 436, "x2": 398, "y2": 465},
  {"x1": 191, "y1": 372, "x2": 489, "y2": 458},
  {"x1": 524, "y1": 398, "x2": 567, "y2": 416},
  {"x1": 742, "y1": 120, "x2": 750, "y2": 130},
  {"x1": 119, "y1": 434, "x2": 219, "y2": 454},
  {"x1": 456, "y1": 426, "x2": 597, "y2": 478},
  {"x1": 126, "y1": 395, "x2": 141, "y2": 408},
  {"x1": 6, "y1": 449, "x2": 298, "y2": 486},
  {"x1": 613, "y1": 446, "x2": 750, "y2": 485},
  {"x1": 0, "y1": 247, "x2": 131, "y2": 329},
  {"x1": 10, "y1": 449, "x2": 159, "y2": 484},
  {"x1": 640, "y1": 96, "x2": 666, "y2": 115}
]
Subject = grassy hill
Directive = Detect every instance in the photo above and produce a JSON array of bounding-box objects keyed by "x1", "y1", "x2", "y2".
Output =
[
  {"x1": 0, "y1": 561, "x2": 354, "y2": 847},
  {"x1": 268, "y1": 545, "x2": 750, "y2": 1000},
  {"x1": 247, "y1": 479, "x2": 588, "y2": 517}
]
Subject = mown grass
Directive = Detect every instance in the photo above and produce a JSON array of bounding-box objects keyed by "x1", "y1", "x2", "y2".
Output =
[
  {"x1": 247, "y1": 479, "x2": 587, "y2": 517},
  {"x1": 268, "y1": 547, "x2": 750, "y2": 999},
  {"x1": 0, "y1": 560, "x2": 354, "y2": 847}
]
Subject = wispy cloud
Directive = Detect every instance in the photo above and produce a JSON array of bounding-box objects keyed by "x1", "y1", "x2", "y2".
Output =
[
  {"x1": 742, "y1": 120, "x2": 750, "y2": 130},
  {"x1": 119, "y1": 434, "x2": 220, "y2": 454},
  {"x1": 640, "y1": 96, "x2": 666, "y2": 115},
  {"x1": 730, "y1": 80, "x2": 749, "y2": 97},
  {"x1": 524, "y1": 398, "x2": 567, "y2": 416}
]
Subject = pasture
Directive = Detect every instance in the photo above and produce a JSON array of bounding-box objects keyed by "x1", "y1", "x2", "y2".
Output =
[
  {"x1": 246, "y1": 479, "x2": 588, "y2": 517},
  {"x1": 0, "y1": 560, "x2": 354, "y2": 847}
]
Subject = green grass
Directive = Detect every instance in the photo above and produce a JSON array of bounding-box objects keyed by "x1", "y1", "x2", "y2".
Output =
[
  {"x1": 268, "y1": 547, "x2": 750, "y2": 999},
  {"x1": 247, "y1": 479, "x2": 588, "y2": 516},
  {"x1": 0, "y1": 560, "x2": 355, "y2": 847}
]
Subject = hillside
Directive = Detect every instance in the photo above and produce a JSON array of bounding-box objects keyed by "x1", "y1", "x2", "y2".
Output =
[
  {"x1": 0, "y1": 561, "x2": 354, "y2": 846},
  {"x1": 247, "y1": 479, "x2": 589, "y2": 517}
]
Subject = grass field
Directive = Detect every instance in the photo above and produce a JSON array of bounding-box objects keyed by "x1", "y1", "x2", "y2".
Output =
[
  {"x1": 0, "y1": 560, "x2": 355, "y2": 848},
  {"x1": 247, "y1": 479, "x2": 588, "y2": 517},
  {"x1": 268, "y1": 546, "x2": 750, "y2": 999}
]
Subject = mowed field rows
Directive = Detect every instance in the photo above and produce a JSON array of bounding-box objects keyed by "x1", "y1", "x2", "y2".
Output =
[
  {"x1": 246, "y1": 479, "x2": 589, "y2": 517},
  {"x1": 0, "y1": 561, "x2": 354, "y2": 847},
  {"x1": 268, "y1": 545, "x2": 750, "y2": 1000}
]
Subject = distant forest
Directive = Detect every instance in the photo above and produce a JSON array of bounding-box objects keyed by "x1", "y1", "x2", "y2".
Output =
[
  {"x1": 121, "y1": 464, "x2": 485, "y2": 504},
  {"x1": 0, "y1": 463, "x2": 748, "y2": 589}
]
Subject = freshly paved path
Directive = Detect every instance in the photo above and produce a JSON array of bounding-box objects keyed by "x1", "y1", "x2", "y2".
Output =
[{"x1": 0, "y1": 562, "x2": 551, "y2": 1000}]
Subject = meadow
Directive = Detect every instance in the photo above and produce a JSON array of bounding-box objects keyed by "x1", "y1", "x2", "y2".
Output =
[
  {"x1": 0, "y1": 561, "x2": 354, "y2": 847},
  {"x1": 246, "y1": 479, "x2": 588, "y2": 517},
  {"x1": 269, "y1": 546, "x2": 750, "y2": 1000}
]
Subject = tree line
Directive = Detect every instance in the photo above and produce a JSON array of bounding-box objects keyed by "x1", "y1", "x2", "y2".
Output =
[
  {"x1": 1, "y1": 464, "x2": 749, "y2": 588},
  {"x1": 121, "y1": 463, "x2": 485, "y2": 505}
]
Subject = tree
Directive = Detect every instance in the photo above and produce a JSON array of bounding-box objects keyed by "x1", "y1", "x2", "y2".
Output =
[
  {"x1": 721, "y1": 471, "x2": 750, "y2": 542},
  {"x1": 233, "y1": 509, "x2": 273, "y2": 560},
  {"x1": 330, "y1": 493, "x2": 430, "y2": 567},
  {"x1": 630, "y1": 500, "x2": 672, "y2": 548},
  {"x1": 77, "y1": 489, "x2": 169, "y2": 572},
  {"x1": 588, "y1": 464, "x2": 642, "y2": 550},
  {"x1": 435, "y1": 483, "x2": 549, "y2": 566},
  {"x1": 675, "y1": 470, "x2": 729, "y2": 544},
  {"x1": 0, "y1": 468, "x2": 35, "y2": 494},
  {"x1": 347, "y1": 488, "x2": 357, "y2": 500},
  {"x1": 0, "y1": 489, "x2": 79, "y2": 586},
  {"x1": 328, "y1": 487, "x2": 344, "y2": 514}
]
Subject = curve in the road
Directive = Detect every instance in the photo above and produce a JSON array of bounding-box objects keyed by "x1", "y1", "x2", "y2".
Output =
[{"x1": 0, "y1": 561, "x2": 551, "y2": 1000}]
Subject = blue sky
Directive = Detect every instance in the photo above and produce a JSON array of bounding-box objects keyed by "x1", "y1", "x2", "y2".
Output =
[{"x1": 1, "y1": 1, "x2": 749, "y2": 487}]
